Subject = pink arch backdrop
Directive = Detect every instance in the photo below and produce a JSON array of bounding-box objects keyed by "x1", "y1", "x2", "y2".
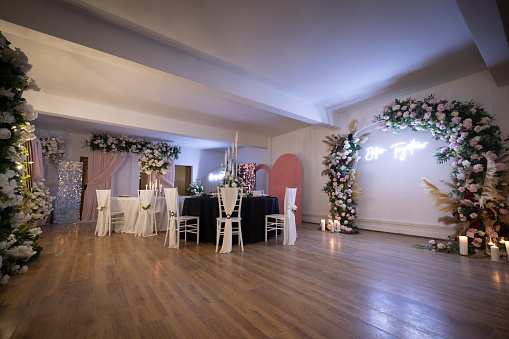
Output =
[{"x1": 255, "y1": 154, "x2": 302, "y2": 224}]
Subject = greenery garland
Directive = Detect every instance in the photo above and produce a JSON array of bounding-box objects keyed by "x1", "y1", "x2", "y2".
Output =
[
  {"x1": 373, "y1": 95, "x2": 509, "y2": 255},
  {"x1": 0, "y1": 31, "x2": 44, "y2": 284},
  {"x1": 322, "y1": 120, "x2": 368, "y2": 234},
  {"x1": 83, "y1": 133, "x2": 181, "y2": 175}
]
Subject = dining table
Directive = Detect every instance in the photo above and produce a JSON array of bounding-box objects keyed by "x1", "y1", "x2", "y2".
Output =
[
  {"x1": 110, "y1": 196, "x2": 187, "y2": 233},
  {"x1": 181, "y1": 195, "x2": 279, "y2": 244}
]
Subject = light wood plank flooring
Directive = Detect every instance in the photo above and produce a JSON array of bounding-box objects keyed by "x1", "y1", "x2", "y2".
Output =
[{"x1": 1, "y1": 222, "x2": 509, "y2": 338}]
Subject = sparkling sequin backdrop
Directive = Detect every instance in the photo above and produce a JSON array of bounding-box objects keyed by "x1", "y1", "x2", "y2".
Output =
[
  {"x1": 54, "y1": 161, "x2": 83, "y2": 224},
  {"x1": 238, "y1": 163, "x2": 256, "y2": 193}
]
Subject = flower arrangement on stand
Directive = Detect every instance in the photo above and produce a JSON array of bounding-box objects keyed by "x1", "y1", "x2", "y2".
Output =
[
  {"x1": 0, "y1": 31, "x2": 44, "y2": 284},
  {"x1": 322, "y1": 120, "x2": 368, "y2": 234},
  {"x1": 187, "y1": 182, "x2": 204, "y2": 196},
  {"x1": 40, "y1": 136, "x2": 64, "y2": 165},
  {"x1": 373, "y1": 95, "x2": 509, "y2": 255}
]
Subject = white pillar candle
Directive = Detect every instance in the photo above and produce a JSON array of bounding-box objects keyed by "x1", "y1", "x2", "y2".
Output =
[
  {"x1": 491, "y1": 245, "x2": 500, "y2": 262},
  {"x1": 459, "y1": 236, "x2": 468, "y2": 256},
  {"x1": 330, "y1": 221, "x2": 335, "y2": 232},
  {"x1": 334, "y1": 220, "x2": 340, "y2": 233},
  {"x1": 505, "y1": 242, "x2": 509, "y2": 262},
  {"x1": 320, "y1": 219, "x2": 325, "y2": 231}
]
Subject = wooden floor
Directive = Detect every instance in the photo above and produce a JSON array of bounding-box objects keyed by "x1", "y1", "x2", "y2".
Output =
[{"x1": 1, "y1": 223, "x2": 509, "y2": 339}]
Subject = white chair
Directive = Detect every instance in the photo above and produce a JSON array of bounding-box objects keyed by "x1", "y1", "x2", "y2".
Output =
[
  {"x1": 265, "y1": 188, "x2": 297, "y2": 245},
  {"x1": 164, "y1": 188, "x2": 200, "y2": 248},
  {"x1": 136, "y1": 189, "x2": 157, "y2": 237},
  {"x1": 216, "y1": 187, "x2": 244, "y2": 253},
  {"x1": 95, "y1": 189, "x2": 124, "y2": 236}
]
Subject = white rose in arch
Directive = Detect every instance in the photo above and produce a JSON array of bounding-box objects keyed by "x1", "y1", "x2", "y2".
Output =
[{"x1": 0, "y1": 128, "x2": 11, "y2": 139}]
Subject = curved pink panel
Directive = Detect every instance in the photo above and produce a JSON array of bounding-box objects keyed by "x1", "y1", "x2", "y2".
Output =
[
  {"x1": 255, "y1": 164, "x2": 271, "y2": 176},
  {"x1": 269, "y1": 154, "x2": 303, "y2": 224}
]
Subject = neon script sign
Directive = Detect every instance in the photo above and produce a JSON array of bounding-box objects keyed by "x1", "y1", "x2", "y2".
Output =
[{"x1": 365, "y1": 139, "x2": 428, "y2": 161}]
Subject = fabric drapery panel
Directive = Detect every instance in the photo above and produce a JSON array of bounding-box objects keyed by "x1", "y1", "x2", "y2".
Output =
[
  {"x1": 155, "y1": 160, "x2": 175, "y2": 189},
  {"x1": 283, "y1": 188, "x2": 297, "y2": 246},
  {"x1": 219, "y1": 187, "x2": 239, "y2": 253},
  {"x1": 30, "y1": 138, "x2": 44, "y2": 183},
  {"x1": 95, "y1": 190, "x2": 110, "y2": 236},
  {"x1": 164, "y1": 188, "x2": 178, "y2": 248},
  {"x1": 81, "y1": 151, "x2": 127, "y2": 222}
]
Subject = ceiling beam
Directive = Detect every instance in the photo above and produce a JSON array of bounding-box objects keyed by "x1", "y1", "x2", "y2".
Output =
[{"x1": 455, "y1": 0, "x2": 509, "y2": 86}]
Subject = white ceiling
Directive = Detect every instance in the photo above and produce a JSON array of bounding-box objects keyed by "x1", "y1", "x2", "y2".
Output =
[{"x1": 0, "y1": 0, "x2": 508, "y2": 149}]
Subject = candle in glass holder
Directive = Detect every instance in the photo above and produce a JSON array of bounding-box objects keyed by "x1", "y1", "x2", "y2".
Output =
[
  {"x1": 459, "y1": 236, "x2": 468, "y2": 256},
  {"x1": 320, "y1": 219, "x2": 325, "y2": 231},
  {"x1": 491, "y1": 245, "x2": 500, "y2": 262}
]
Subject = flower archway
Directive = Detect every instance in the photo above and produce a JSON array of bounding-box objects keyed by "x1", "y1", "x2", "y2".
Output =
[
  {"x1": 372, "y1": 95, "x2": 508, "y2": 254},
  {"x1": 323, "y1": 95, "x2": 509, "y2": 255}
]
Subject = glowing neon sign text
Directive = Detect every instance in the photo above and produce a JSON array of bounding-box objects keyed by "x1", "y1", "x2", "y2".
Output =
[{"x1": 365, "y1": 139, "x2": 428, "y2": 161}]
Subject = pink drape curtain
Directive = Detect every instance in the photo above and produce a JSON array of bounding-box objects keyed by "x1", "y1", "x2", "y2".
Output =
[
  {"x1": 81, "y1": 151, "x2": 127, "y2": 222},
  {"x1": 155, "y1": 159, "x2": 175, "y2": 190},
  {"x1": 30, "y1": 138, "x2": 44, "y2": 183}
]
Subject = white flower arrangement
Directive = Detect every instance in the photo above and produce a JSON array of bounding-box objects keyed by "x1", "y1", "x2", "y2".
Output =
[
  {"x1": 40, "y1": 136, "x2": 65, "y2": 165},
  {"x1": 0, "y1": 30, "x2": 43, "y2": 285},
  {"x1": 291, "y1": 205, "x2": 297, "y2": 213},
  {"x1": 23, "y1": 179, "x2": 55, "y2": 224}
]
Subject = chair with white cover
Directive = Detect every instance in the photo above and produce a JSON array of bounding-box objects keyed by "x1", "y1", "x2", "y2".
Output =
[
  {"x1": 265, "y1": 188, "x2": 297, "y2": 245},
  {"x1": 136, "y1": 189, "x2": 157, "y2": 237},
  {"x1": 95, "y1": 189, "x2": 124, "y2": 236},
  {"x1": 164, "y1": 188, "x2": 199, "y2": 248},
  {"x1": 216, "y1": 187, "x2": 244, "y2": 253}
]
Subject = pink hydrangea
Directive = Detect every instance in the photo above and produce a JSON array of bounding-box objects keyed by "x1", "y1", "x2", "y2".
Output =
[{"x1": 472, "y1": 164, "x2": 484, "y2": 173}]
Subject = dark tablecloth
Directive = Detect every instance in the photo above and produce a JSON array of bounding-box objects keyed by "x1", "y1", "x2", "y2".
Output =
[{"x1": 182, "y1": 195, "x2": 279, "y2": 243}]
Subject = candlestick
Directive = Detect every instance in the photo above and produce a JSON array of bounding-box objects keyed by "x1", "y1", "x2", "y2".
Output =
[
  {"x1": 320, "y1": 219, "x2": 325, "y2": 231},
  {"x1": 491, "y1": 245, "x2": 500, "y2": 262},
  {"x1": 459, "y1": 236, "x2": 468, "y2": 255}
]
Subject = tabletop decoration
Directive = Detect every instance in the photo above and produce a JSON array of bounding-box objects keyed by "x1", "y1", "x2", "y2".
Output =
[
  {"x1": 83, "y1": 133, "x2": 181, "y2": 174},
  {"x1": 0, "y1": 31, "x2": 43, "y2": 285},
  {"x1": 373, "y1": 95, "x2": 509, "y2": 255},
  {"x1": 40, "y1": 136, "x2": 64, "y2": 165},
  {"x1": 220, "y1": 131, "x2": 245, "y2": 188},
  {"x1": 187, "y1": 182, "x2": 204, "y2": 196},
  {"x1": 322, "y1": 120, "x2": 368, "y2": 234}
]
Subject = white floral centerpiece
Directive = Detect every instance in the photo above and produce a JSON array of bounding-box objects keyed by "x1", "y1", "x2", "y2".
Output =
[
  {"x1": 219, "y1": 131, "x2": 245, "y2": 189},
  {"x1": 40, "y1": 136, "x2": 64, "y2": 165},
  {"x1": 187, "y1": 182, "x2": 204, "y2": 196},
  {"x1": 0, "y1": 31, "x2": 44, "y2": 285},
  {"x1": 374, "y1": 95, "x2": 509, "y2": 255}
]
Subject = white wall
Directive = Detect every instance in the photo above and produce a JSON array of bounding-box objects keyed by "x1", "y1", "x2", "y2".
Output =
[{"x1": 271, "y1": 71, "x2": 509, "y2": 239}]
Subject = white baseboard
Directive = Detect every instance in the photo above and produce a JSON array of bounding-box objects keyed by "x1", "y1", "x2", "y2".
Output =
[{"x1": 303, "y1": 214, "x2": 453, "y2": 240}]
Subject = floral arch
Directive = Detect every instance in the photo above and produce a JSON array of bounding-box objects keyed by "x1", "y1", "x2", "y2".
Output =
[{"x1": 323, "y1": 95, "x2": 509, "y2": 255}]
